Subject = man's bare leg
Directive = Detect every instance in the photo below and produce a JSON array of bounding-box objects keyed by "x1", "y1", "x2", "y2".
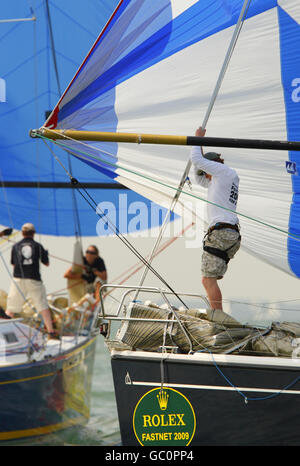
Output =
[
  {"x1": 202, "y1": 276, "x2": 222, "y2": 310},
  {"x1": 41, "y1": 308, "x2": 54, "y2": 333}
]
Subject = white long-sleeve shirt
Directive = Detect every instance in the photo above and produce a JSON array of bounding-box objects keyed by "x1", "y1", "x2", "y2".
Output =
[{"x1": 190, "y1": 146, "x2": 239, "y2": 229}]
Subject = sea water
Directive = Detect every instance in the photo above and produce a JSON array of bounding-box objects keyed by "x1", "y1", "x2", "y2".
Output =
[{"x1": 61, "y1": 336, "x2": 121, "y2": 446}]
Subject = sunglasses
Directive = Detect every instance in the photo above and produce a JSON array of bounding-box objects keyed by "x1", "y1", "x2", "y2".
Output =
[{"x1": 86, "y1": 250, "x2": 97, "y2": 255}]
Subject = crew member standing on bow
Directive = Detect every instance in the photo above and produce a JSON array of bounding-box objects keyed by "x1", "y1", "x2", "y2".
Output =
[{"x1": 190, "y1": 127, "x2": 241, "y2": 313}]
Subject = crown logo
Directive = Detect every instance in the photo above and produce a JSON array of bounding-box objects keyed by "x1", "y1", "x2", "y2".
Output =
[{"x1": 157, "y1": 390, "x2": 169, "y2": 410}]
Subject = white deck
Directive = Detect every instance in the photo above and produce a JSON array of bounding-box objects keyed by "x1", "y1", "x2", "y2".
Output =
[{"x1": 0, "y1": 319, "x2": 89, "y2": 367}]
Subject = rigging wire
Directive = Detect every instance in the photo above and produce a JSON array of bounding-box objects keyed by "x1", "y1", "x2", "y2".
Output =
[
  {"x1": 44, "y1": 0, "x2": 82, "y2": 240},
  {"x1": 45, "y1": 0, "x2": 61, "y2": 96},
  {"x1": 41, "y1": 139, "x2": 189, "y2": 310},
  {"x1": 76, "y1": 185, "x2": 189, "y2": 310},
  {"x1": 102, "y1": 222, "x2": 195, "y2": 298},
  {"x1": 32, "y1": 1, "x2": 43, "y2": 242},
  {"x1": 75, "y1": 186, "x2": 189, "y2": 310}
]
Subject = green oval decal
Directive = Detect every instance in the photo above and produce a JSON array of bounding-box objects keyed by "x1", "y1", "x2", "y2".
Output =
[{"x1": 133, "y1": 387, "x2": 196, "y2": 446}]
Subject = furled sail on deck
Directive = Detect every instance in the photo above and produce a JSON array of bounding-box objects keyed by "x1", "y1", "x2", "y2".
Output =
[{"x1": 43, "y1": 0, "x2": 300, "y2": 277}]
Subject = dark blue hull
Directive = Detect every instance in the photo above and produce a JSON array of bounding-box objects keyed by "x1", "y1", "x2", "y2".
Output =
[
  {"x1": 111, "y1": 350, "x2": 300, "y2": 446},
  {"x1": 0, "y1": 337, "x2": 97, "y2": 442}
]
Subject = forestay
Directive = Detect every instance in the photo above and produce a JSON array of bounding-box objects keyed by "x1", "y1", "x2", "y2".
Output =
[{"x1": 44, "y1": 0, "x2": 300, "y2": 277}]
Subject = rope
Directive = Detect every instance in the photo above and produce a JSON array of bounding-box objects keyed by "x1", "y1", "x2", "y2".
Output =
[
  {"x1": 210, "y1": 350, "x2": 300, "y2": 403},
  {"x1": 41, "y1": 140, "x2": 189, "y2": 310}
]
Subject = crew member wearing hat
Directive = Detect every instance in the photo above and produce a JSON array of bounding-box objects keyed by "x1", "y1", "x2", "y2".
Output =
[
  {"x1": 190, "y1": 127, "x2": 241, "y2": 315},
  {"x1": 5, "y1": 223, "x2": 56, "y2": 337}
]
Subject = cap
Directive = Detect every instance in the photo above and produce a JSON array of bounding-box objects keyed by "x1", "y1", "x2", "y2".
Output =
[
  {"x1": 21, "y1": 223, "x2": 35, "y2": 233},
  {"x1": 203, "y1": 152, "x2": 221, "y2": 161}
]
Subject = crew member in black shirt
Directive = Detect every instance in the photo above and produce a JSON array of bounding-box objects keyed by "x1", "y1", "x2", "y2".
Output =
[
  {"x1": 64, "y1": 244, "x2": 107, "y2": 295},
  {"x1": 5, "y1": 223, "x2": 56, "y2": 337}
]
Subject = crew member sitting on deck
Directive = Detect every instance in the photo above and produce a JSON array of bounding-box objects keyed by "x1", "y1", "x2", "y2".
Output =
[
  {"x1": 64, "y1": 245, "x2": 107, "y2": 297},
  {"x1": 190, "y1": 127, "x2": 241, "y2": 318},
  {"x1": 5, "y1": 223, "x2": 57, "y2": 338}
]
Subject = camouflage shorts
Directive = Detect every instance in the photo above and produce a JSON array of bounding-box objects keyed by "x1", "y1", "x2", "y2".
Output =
[{"x1": 201, "y1": 228, "x2": 241, "y2": 278}]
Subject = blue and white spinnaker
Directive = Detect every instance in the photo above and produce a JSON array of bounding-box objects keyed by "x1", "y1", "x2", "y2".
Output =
[{"x1": 43, "y1": 0, "x2": 300, "y2": 277}]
